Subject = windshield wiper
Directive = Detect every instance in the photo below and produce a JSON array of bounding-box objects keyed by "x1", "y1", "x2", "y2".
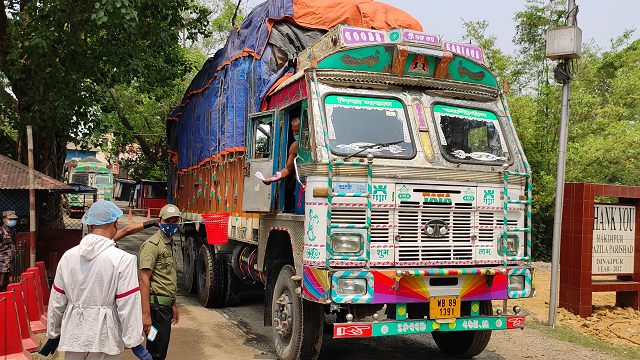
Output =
[{"x1": 343, "y1": 140, "x2": 403, "y2": 161}]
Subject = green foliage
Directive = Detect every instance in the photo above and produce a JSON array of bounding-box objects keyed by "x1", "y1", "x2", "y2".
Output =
[
  {"x1": 94, "y1": 2, "x2": 242, "y2": 181},
  {"x1": 0, "y1": 0, "x2": 211, "y2": 177},
  {"x1": 463, "y1": 1, "x2": 640, "y2": 260},
  {"x1": 461, "y1": 19, "x2": 513, "y2": 84}
]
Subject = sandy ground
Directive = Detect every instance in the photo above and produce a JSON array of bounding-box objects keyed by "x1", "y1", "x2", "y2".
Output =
[{"x1": 507, "y1": 262, "x2": 640, "y2": 349}]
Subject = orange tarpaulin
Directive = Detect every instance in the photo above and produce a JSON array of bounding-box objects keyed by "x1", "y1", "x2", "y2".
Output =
[{"x1": 292, "y1": 0, "x2": 423, "y2": 32}]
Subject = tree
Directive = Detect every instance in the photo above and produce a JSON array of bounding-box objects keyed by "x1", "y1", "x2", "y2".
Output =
[
  {"x1": 461, "y1": 19, "x2": 513, "y2": 85},
  {"x1": 0, "y1": 0, "x2": 210, "y2": 178},
  {"x1": 97, "y1": 1, "x2": 245, "y2": 181}
]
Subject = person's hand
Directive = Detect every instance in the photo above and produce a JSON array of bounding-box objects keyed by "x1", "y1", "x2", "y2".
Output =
[
  {"x1": 38, "y1": 337, "x2": 60, "y2": 356},
  {"x1": 143, "y1": 219, "x2": 159, "y2": 229},
  {"x1": 143, "y1": 311, "x2": 152, "y2": 333},
  {"x1": 132, "y1": 344, "x2": 153, "y2": 360},
  {"x1": 262, "y1": 172, "x2": 282, "y2": 185},
  {"x1": 172, "y1": 304, "x2": 180, "y2": 325}
]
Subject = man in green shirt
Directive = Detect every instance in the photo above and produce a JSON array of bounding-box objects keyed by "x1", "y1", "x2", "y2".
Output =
[{"x1": 139, "y1": 204, "x2": 181, "y2": 360}]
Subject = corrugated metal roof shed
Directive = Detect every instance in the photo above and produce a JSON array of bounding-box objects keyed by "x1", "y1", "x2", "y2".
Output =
[{"x1": 0, "y1": 155, "x2": 74, "y2": 191}]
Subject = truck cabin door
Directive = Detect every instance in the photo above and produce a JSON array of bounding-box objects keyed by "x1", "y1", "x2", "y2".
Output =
[{"x1": 242, "y1": 111, "x2": 276, "y2": 212}]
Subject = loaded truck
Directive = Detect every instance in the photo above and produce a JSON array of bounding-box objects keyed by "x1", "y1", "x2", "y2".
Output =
[
  {"x1": 66, "y1": 160, "x2": 114, "y2": 218},
  {"x1": 167, "y1": 1, "x2": 535, "y2": 359}
]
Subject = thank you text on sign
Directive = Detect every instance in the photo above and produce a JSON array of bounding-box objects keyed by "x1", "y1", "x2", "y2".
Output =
[{"x1": 592, "y1": 204, "x2": 635, "y2": 275}]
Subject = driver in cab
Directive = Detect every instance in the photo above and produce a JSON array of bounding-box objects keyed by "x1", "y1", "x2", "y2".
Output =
[{"x1": 261, "y1": 116, "x2": 299, "y2": 186}]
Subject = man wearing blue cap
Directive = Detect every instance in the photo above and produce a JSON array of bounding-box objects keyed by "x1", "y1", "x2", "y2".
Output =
[{"x1": 39, "y1": 200, "x2": 152, "y2": 360}]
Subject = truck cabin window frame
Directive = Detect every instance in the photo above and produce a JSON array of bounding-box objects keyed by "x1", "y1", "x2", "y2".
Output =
[
  {"x1": 299, "y1": 108, "x2": 311, "y2": 151},
  {"x1": 251, "y1": 116, "x2": 274, "y2": 160},
  {"x1": 323, "y1": 94, "x2": 417, "y2": 160},
  {"x1": 432, "y1": 105, "x2": 512, "y2": 166}
]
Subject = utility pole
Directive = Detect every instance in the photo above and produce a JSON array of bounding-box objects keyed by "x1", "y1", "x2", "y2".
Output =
[
  {"x1": 27, "y1": 126, "x2": 36, "y2": 268},
  {"x1": 548, "y1": 0, "x2": 580, "y2": 328}
]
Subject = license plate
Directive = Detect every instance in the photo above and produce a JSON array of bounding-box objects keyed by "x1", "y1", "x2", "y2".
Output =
[{"x1": 430, "y1": 297, "x2": 461, "y2": 319}]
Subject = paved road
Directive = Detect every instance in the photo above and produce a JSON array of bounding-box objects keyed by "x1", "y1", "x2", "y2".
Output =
[{"x1": 110, "y1": 217, "x2": 621, "y2": 360}]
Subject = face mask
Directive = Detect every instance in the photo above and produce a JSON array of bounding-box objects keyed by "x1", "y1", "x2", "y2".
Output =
[
  {"x1": 293, "y1": 134, "x2": 299, "y2": 141},
  {"x1": 160, "y1": 223, "x2": 179, "y2": 236},
  {"x1": 7, "y1": 220, "x2": 16, "y2": 227}
]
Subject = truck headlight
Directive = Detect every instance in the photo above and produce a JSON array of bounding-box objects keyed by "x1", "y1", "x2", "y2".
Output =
[
  {"x1": 336, "y1": 278, "x2": 367, "y2": 296},
  {"x1": 509, "y1": 275, "x2": 525, "y2": 291},
  {"x1": 331, "y1": 234, "x2": 362, "y2": 253}
]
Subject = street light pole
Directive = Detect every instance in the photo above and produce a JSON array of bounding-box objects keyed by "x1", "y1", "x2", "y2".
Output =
[{"x1": 548, "y1": 0, "x2": 578, "y2": 328}]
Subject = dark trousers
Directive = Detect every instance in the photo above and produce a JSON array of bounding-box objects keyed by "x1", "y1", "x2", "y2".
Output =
[
  {"x1": 0, "y1": 272, "x2": 8, "y2": 292},
  {"x1": 146, "y1": 302, "x2": 173, "y2": 360}
]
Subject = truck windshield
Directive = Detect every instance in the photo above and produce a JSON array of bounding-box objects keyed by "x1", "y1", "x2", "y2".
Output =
[
  {"x1": 433, "y1": 105, "x2": 510, "y2": 164},
  {"x1": 95, "y1": 175, "x2": 111, "y2": 185},
  {"x1": 71, "y1": 173, "x2": 89, "y2": 185},
  {"x1": 324, "y1": 95, "x2": 415, "y2": 159}
]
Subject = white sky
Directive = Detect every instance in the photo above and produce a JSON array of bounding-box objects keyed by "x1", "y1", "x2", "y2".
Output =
[{"x1": 243, "y1": 0, "x2": 638, "y2": 54}]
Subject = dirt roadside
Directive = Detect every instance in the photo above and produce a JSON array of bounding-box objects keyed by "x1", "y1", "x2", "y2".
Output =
[{"x1": 504, "y1": 262, "x2": 640, "y2": 350}]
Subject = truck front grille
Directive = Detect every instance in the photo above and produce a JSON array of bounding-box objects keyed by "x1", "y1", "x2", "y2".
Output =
[{"x1": 330, "y1": 207, "x2": 392, "y2": 243}]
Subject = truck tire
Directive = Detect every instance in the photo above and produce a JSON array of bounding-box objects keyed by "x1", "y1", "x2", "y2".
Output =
[
  {"x1": 272, "y1": 265, "x2": 324, "y2": 360},
  {"x1": 223, "y1": 263, "x2": 243, "y2": 307},
  {"x1": 197, "y1": 244, "x2": 225, "y2": 308},
  {"x1": 182, "y1": 237, "x2": 198, "y2": 294},
  {"x1": 431, "y1": 300, "x2": 492, "y2": 358}
]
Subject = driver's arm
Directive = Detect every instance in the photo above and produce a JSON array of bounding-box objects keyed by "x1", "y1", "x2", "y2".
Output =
[{"x1": 279, "y1": 141, "x2": 299, "y2": 178}]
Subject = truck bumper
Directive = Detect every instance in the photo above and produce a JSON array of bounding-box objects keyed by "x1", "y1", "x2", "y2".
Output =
[
  {"x1": 303, "y1": 266, "x2": 535, "y2": 304},
  {"x1": 333, "y1": 315, "x2": 525, "y2": 338}
]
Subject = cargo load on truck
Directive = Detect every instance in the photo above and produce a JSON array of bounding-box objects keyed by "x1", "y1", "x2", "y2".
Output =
[{"x1": 167, "y1": 0, "x2": 421, "y2": 174}]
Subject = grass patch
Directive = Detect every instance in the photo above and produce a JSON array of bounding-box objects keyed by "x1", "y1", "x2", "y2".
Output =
[{"x1": 526, "y1": 319, "x2": 640, "y2": 360}]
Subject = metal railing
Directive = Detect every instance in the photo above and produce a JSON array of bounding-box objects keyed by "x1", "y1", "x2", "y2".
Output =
[{"x1": 10, "y1": 242, "x2": 26, "y2": 283}]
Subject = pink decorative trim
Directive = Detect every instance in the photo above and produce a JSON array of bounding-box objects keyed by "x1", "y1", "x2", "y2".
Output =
[
  {"x1": 329, "y1": 260, "x2": 366, "y2": 267},
  {"x1": 370, "y1": 261, "x2": 394, "y2": 266},
  {"x1": 370, "y1": 244, "x2": 394, "y2": 249},
  {"x1": 395, "y1": 260, "x2": 475, "y2": 266},
  {"x1": 303, "y1": 259, "x2": 326, "y2": 266}
]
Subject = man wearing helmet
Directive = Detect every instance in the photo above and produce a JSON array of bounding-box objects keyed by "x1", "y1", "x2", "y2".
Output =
[
  {"x1": 0, "y1": 210, "x2": 18, "y2": 291},
  {"x1": 139, "y1": 204, "x2": 181, "y2": 360},
  {"x1": 39, "y1": 200, "x2": 152, "y2": 360}
]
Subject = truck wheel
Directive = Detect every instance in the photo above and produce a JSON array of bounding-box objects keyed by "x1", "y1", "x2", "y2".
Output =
[
  {"x1": 183, "y1": 237, "x2": 198, "y2": 294},
  {"x1": 197, "y1": 244, "x2": 225, "y2": 308},
  {"x1": 272, "y1": 265, "x2": 324, "y2": 360},
  {"x1": 223, "y1": 263, "x2": 243, "y2": 307},
  {"x1": 431, "y1": 300, "x2": 492, "y2": 358}
]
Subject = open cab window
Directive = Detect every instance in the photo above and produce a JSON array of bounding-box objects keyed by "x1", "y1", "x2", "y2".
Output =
[
  {"x1": 324, "y1": 95, "x2": 416, "y2": 159},
  {"x1": 433, "y1": 105, "x2": 510, "y2": 165},
  {"x1": 251, "y1": 116, "x2": 273, "y2": 160}
]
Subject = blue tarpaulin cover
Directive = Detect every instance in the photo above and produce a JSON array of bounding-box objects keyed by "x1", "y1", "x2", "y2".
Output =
[
  {"x1": 168, "y1": 0, "x2": 295, "y2": 172},
  {"x1": 167, "y1": 0, "x2": 422, "y2": 172}
]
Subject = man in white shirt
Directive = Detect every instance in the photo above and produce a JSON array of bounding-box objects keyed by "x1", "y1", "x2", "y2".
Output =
[{"x1": 39, "y1": 201, "x2": 152, "y2": 360}]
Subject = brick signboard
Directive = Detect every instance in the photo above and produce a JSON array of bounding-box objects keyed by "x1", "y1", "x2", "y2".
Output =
[{"x1": 560, "y1": 183, "x2": 640, "y2": 318}]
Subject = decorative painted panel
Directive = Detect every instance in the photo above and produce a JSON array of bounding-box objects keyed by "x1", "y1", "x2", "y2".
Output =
[
  {"x1": 266, "y1": 77, "x2": 308, "y2": 110},
  {"x1": 404, "y1": 54, "x2": 436, "y2": 77},
  {"x1": 371, "y1": 271, "x2": 508, "y2": 303},
  {"x1": 302, "y1": 266, "x2": 330, "y2": 302},
  {"x1": 448, "y1": 57, "x2": 498, "y2": 88},
  {"x1": 304, "y1": 205, "x2": 327, "y2": 266},
  {"x1": 318, "y1": 46, "x2": 393, "y2": 73}
]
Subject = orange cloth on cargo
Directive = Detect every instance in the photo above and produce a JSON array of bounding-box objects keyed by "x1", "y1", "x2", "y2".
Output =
[{"x1": 292, "y1": 0, "x2": 422, "y2": 32}]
